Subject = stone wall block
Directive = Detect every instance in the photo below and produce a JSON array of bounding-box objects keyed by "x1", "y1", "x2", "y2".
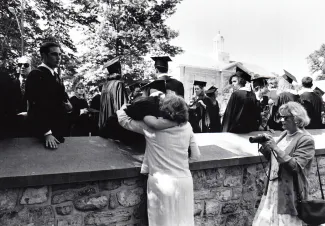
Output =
[
  {"x1": 222, "y1": 203, "x2": 239, "y2": 214},
  {"x1": 109, "y1": 193, "x2": 119, "y2": 209},
  {"x1": 117, "y1": 187, "x2": 144, "y2": 207},
  {"x1": 0, "y1": 208, "x2": 56, "y2": 226},
  {"x1": 57, "y1": 214, "x2": 83, "y2": 226},
  {"x1": 55, "y1": 203, "x2": 73, "y2": 215},
  {"x1": 232, "y1": 187, "x2": 242, "y2": 200},
  {"x1": 0, "y1": 189, "x2": 19, "y2": 212},
  {"x1": 317, "y1": 157, "x2": 325, "y2": 167},
  {"x1": 52, "y1": 190, "x2": 76, "y2": 204},
  {"x1": 205, "y1": 200, "x2": 221, "y2": 216},
  {"x1": 52, "y1": 182, "x2": 96, "y2": 192},
  {"x1": 84, "y1": 209, "x2": 132, "y2": 226},
  {"x1": 123, "y1": 177, "x2": 142, "y2": 186},
  {"x1": 225, "y1": 166, "x2": 242, "y2": 176},
  {"x1": 225, "y1": 213, "x2": 249, "y2": 226},
  {"x1": 194, "y1": 200, "x2": 204, "y2": 216},
  {"x1": 243, "y1": 165, "x2": 256, "y2": 187},
  {"x1": 216, "y1": 189, "x2": 232, "y2": 202},
  {"x1": 194, "y1": 189, "x2": 217, "y2": 200},
  {"x1": 99, "y1": 180, "x2": 122, "y2": 191},
  {"x1": 74, "y1": 194, "x2": 108, "y2": 211},
  {"x1": 20, "y1": 186, "x2": 48, "y2": 205},
  {"x1": 224, "y1": 175, "x2": 242, "y2": 187},
  {"x1": 77, "y1": 186, "x2": 97, "y2": 197},
  {"x1": 192, "y1": 170, "x2": 206, "y2": 190}
]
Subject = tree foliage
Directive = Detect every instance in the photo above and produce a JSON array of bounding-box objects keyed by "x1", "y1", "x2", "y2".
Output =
[
  {"x1": 307, "y1": 43, "x2": 325, "y2": 80},
  {"x1": 0, "y1": 0, "x2": 98, "y2": 77},
  {"x1": 77, "y1": 0, "x2": 183, "y2": 91}
]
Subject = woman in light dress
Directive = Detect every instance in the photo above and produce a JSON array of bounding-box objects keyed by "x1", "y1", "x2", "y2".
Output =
[
  {"x1": 253, "y1": 102, "x2": 315, "y2": 226},
  {"x1": 117, "y1": 94, "x2": 200, "y2": 226}
]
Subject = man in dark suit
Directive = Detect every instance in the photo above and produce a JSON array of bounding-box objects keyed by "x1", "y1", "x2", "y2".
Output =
[
  {"x1": 25, "y1": 42, "x2": 72, "y2": 149},
  {"x1": 152, "y1": 56, "x2": 184, "y2": 97}
]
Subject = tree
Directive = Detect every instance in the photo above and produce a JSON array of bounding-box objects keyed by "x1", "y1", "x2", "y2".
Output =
[
  {"x1": 77, "y1": 0, "x2": 183, "y2": 91},
  {"x1": 307, "y1": 44, "x2": 325, "y2": 80},
  {"x1": 0, "y1": 0, "x2": 98, "y2": 77}
]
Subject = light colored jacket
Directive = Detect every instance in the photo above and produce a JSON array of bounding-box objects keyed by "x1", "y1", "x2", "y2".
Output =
[
  {"x1": 260, "y1": 130, "x2": 315, "y2": 215},
  {"x1": 117, "y1": 109, "x2": 200, "y2": 177}
]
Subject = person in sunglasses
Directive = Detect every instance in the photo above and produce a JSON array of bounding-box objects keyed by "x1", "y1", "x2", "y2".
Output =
[
  {"x1": 16, "y1": 56, "x2": 32, "y2": 112},
  {"x1": 253, "y1": 101, "x2": 315, "y2": 226}
]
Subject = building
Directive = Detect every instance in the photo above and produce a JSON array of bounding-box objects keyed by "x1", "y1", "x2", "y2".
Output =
[{"x1": 170, "y1": 31, "x2": 272, "y2": 102}]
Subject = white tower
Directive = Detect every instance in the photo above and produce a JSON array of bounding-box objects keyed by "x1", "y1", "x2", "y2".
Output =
[{"x1": 213, "y1": 31, "x2": 229, "y2": 64}]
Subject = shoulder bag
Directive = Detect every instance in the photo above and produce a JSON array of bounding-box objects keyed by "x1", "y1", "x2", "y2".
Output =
[{"x1": 294, "y1": 156, "x2": 325, "y2": 225}]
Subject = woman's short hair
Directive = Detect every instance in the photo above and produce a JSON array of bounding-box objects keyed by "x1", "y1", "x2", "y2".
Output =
[
  {"x1": 160, "y1": 94, "x2": 189, "y2": 124},
  {"x1": 279, "y1": 101, "x2": 310, "y2": 128},
  {"x1": 228, "y1": 74, "x2": 246, "y2": 87}
]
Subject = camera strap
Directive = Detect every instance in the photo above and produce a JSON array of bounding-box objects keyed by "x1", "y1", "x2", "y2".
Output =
[{"x1": 257, "y1": 132, "x2": 287, "y2": 182}]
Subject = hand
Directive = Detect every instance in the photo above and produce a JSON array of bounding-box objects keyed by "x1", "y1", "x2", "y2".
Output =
[
  {"x1": 17, "y1": 112, "x2": 27, "y2": 116},
  {"x1": 260, "y1": 133, "x2": 277, "y2": 150},
  {"x1": 80, "y1": 108, "x2": 88, "y2": 115},
  {"x1": 120, "y1": 104, "x2": 128, "y2": 110},
  {"x1": 198, "y1": 100, "x2": 206, "y2": 108},
  {"x1": 45, "y1": 134, "x2": 60, "y2": 149}
]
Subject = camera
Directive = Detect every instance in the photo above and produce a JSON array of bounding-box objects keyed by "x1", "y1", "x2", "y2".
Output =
[{"x1": 249, "y1": 135, "x2": 268, "y2": 143}]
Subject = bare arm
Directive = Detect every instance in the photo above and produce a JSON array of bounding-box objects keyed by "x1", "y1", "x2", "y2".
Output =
[
  {"x1": 143, "y1": 116, "x2": 178, "y2": 130},
  {"x1": 189, "y1": 132, "x2": 201, "y2": 161},
  {"x1": 116, "y1": 107, "x2": 149, "y2": 135}
]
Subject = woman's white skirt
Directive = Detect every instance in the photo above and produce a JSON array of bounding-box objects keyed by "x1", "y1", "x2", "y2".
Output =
[{"x1": 147, "y1": 172, "x2": 195, "y2": 226}]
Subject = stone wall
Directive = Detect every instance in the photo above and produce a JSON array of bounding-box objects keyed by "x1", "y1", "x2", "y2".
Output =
[{"x1": 1, "y1": 156, "x2": 324, "y2": 226}]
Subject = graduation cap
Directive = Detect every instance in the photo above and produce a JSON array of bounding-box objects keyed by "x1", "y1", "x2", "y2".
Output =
[
  {"x1": 103, "y1": 56, "x2": 121, "y2": 74},
  {"x1": 151, "y1": 56, "x2": 172, "y2": 69},
  {"x1": 282, "y1": 70, "x2": 297, "y2": 83},
  {"x1": 193, "y1": 80, "x2": 207, "y2": 88},
  {"x1": 314, "y1": 87, "x2": 325, "y2": 96},
  {"x1": 236, "y1": 67, "x2": 251, "y2": 82},
  {"x1": 141, "y1": 80, "x2": 166, "y2": 93},
  {"x1": 205, "y1": 86, "x2": 218, "y2": 94}
]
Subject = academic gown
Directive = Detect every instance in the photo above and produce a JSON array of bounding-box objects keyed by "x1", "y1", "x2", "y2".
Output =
[
  {"x1": 25, "y1": 66, "x2": 69, "y2": 141},
  {"x1": 222, "y1": 90, "x2": 260, "y2": 133},
  {"x1": 189, "y1": 96, "x2": 217, "y2": 133},
  {"x1": 69, "y1": 96, "x2": 90, "y2": 136},
  {"x1": 208, "y1": 100, "x2": 222, "y2": 132},
  {"x1": 300, "y1": 92, "x2": 323, "y2": 129},
  {"x1": 268, "y1": 91, "x2": 301, "y2": 131}
]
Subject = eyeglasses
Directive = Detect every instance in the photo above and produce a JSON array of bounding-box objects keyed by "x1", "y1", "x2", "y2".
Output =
[
  {"x1": 18, "y1": 63, "x2": 30, "y2": 68},
  {"x1": 278, "y1": 115, "x2": 294, "y2": 121}
]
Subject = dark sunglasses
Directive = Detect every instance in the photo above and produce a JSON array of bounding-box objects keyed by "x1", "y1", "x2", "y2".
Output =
[
  {"x1": 18, "y1": 63, "x2": 30, "y2": 68},
  {"x1": 278, "y1": 115, "x2": 294, "y2": 121}
]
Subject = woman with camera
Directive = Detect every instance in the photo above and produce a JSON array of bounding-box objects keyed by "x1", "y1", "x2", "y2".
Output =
[
  {"x1": 117, "y1": 94, "x2": 200, "y2": 226},
  {"x1": 253, "y1": 101, "x2": 315, "y2": 226}
]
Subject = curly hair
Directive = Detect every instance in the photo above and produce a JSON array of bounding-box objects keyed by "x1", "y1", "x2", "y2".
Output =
[
  {"x1": 279, "y1": 101, "x2": 310, "y2": 128},
  {"x1": 160, "y1": 94, "x2": 189, "y2": 124}
]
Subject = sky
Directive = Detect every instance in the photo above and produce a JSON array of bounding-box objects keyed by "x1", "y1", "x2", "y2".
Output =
[{"x1": 165, "y1": 0, "x2": 325, "y2": 82}]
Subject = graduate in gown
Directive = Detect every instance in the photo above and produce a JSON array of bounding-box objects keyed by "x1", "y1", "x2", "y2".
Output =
[
  {"x1": 98, "y1": 56, "x2": 129, "y2": 140},
  {"x1": 299, "y1": 77, "x2": 323, "y2": 129},
  {"x1": 222, "y1": 68, "x2": 260, "y2": 133},
  {"x1": 268, "y1": 70, "x2": 301, "y2": 131},
  {"x1": 205, "y1": 86, "x2": 221, "y2": 132},
  {"x1": 188, "y1": 81, "x2": 212, "y2": 133},
  {"x1": 152, "y1": 56, "x2": 184, "y2": 97}
]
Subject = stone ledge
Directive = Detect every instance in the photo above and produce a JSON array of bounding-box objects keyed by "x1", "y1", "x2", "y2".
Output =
[{"x1": 0, "y1": 130, "x2": 324, "y2": 189}]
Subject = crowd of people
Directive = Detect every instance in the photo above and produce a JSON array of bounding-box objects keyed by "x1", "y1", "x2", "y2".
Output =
[{"x1": 0, "y1": 40, "x2": 324, "y2": 225}]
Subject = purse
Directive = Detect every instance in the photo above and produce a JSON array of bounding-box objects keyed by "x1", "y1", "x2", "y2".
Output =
[{"x1": 294, "y1": 156, "x2": 325, "y2": 225}]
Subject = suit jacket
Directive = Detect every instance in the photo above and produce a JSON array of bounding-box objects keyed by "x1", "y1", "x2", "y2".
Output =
[
  {"x1": 157, "y1": 75, "x2": 184, "y2": 97},
  {"x1": 260, "y1": 130, "x2": 315, "y2": 215},
  {"x1": 25, "y1": 66, "x2": 69, "y2": 138}
]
